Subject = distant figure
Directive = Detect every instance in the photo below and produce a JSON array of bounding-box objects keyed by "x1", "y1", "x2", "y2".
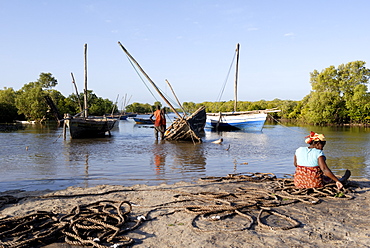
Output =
[{"x1": 150, "y1": 106, "x2": 166, "y2": 140}]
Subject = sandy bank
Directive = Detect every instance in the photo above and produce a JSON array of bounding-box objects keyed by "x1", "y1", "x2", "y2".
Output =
[{"x1": 0, "y1": 174, "x2": 369, "y2": 248}]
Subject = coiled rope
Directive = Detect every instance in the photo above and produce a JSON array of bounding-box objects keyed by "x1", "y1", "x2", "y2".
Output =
[
  {"x1": 0, "y1": 201, "x2": 135, "y2": 248},
  {"x1": 0, "y1": 173, "x2": 355, "y2": 246}
]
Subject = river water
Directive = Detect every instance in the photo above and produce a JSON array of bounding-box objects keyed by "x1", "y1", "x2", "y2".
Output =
[{"x1": 1, "y1": 117, "x2": 370, "y2": 192}]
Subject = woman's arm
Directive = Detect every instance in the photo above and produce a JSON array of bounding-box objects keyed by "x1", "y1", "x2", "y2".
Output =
[
  {"x1": 294, "y1": 155, "x2": 298, "y2": 167},
  {"x1": 318, "y1": 156, "x2": 343, "y2": 189}
]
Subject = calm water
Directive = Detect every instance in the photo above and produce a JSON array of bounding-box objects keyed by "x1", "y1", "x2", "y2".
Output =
[{"x1": 1, "y1": 118, "x2": 370, "y2": 192}]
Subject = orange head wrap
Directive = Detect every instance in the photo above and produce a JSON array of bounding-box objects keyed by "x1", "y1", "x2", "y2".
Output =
[{"x1": 304, "y1": 131, "x2": 326, "y2": 144}]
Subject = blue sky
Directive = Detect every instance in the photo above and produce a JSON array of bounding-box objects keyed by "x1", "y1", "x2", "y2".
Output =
[{"x1": 1, "y1": 1, "x2": 369, "y2": 107}]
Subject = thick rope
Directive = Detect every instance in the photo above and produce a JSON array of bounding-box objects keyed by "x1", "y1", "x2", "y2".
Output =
[{"x1": 0, "y1": 173, "x2": 356, "y2": 246}]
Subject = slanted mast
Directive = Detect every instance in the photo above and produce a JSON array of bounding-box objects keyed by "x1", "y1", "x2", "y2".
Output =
[{"x1": 234, "y1": 43, "x2": 240, "y2": 112}]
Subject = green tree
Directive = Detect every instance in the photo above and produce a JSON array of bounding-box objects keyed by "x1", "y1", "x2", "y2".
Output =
[
  {"x1": 89, "y1": 97, "x2": 115, "y2": 116},
  {"x1": 345, "y1": 84, "x2": 370, "y2": 123},
  {"x1": 301, "y1": 91, "x2": 344, "y2": 124},
  {"x1": 0, "y1": 87, "x2": 16, "y2": 104},
  {"x1": 126, "y1": 102, "x2": 153, "y2": 113},
  {"x1": 0, "y1": 87, "x2": 19, "y2": 122},
  {"x1": 183, "y1": 102, "x2": 197, "y2": 113},
  {"x1": 15, "y1": 82, "x2": 47, "y2": 121},
  {"x1": 63, "y1": 90, "x2": 115, "y2": 116},
  {"x1": 46, "y1": 89, "x2": 69, "y2": 120},
  {"x1": 288, "y1": 98, "x2": 306, "y2": 119},
  {"x1": 264, "y1": 99, "x2": 296, "y2": 119},
  {"x1": 15, "y1": 73, "x2": 58, "y2": 122},
  {"x1": 152, "y1": 101, "x2": 162, "y2": 109},
  {"x1": 301, "y1": 61, "x2": 370, "y2": 124},
  {"x1": 38, "y1": 72, "x2": 58, "y2": 88}
]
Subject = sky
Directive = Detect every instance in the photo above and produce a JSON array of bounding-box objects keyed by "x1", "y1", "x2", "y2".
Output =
[{"x1": 1, "y1": 0, "x2": 370, "y2": 108}]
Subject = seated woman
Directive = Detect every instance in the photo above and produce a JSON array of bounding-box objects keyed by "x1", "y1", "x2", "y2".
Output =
[{"x1": 294, "y1": 131, "x2": 350, "y2": 190}]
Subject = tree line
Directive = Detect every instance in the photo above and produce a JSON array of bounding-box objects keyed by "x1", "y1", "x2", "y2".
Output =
[
  {"x1": 0, "y1": 73, "x2": 117, "y2": 123},
  {"x1": 1, "y1": 61, "x2": 370, "y2": 125},
  {"x1": 129, "y1": 61, "x2": 370, "y2": 125}
]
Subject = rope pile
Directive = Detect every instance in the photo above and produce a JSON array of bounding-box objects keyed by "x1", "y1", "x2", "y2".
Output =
[
  {"x1": 0, "y1": 201, "x2": 137, "y2": 248},
  {"x1": 0, "y1": 173, "x2": 356, "y2": 247},
  {"x1": 200, "y1": 172, "x2": 277, "y2": 183},
  {"x1": 0, "y1": 196, "x2": 18, "y2": 210},
  {"x1": 61, "y1": 200, "x2": 136, "y2": 247},
  {"x1": 0, "y1": 211, "x2": 63, "y2": 248},
  {"x1": 180, "y1": 172, "x2": 354, "y2": 232}
]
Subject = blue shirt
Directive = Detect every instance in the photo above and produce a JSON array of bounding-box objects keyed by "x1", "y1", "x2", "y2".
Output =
[{"x1": 295, "y1": 147, "x2": 325, "y2": 167}]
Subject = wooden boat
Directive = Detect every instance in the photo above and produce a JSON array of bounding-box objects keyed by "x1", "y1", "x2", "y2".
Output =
[
  {"x1": 64, "y1": 114, "x2": 116, "y2": 138},
  {"x1": 64, "y1": 44, "x2": 117, "y2": 139},
  {"x1": 118, "y1": 42, "x2": 206, "y2": 142},
  {"x1": 120, "y1": 113, "x2": 137, "y2": 120},
  {"x1": 105, "y1": 113, "x2": 137, "y2": 120},
  {"x1": 133, "y1": 117, "x2": 153, "y2": 124},
  {"x1": 106, "y1": 115, "x2": 120, "y2": 119},
  {"x1": 206, "y1": 44, "x2": 278, "y2": 131},
  {"x1": 164, "y1": 106, "x2": 206, "y2": 142}
]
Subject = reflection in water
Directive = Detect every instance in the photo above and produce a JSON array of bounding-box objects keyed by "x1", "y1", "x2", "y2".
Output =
[
  {"x1": 27, "y1": 132, "x2": 62, "y2": 176},
  {"x1": 61, "y1": 138, "x2": 114, "y2": 188},
  {"x1": 84, "y1": 154, "x2": 89, "y2": 188},
  {"x1": 316, "y1": 126, "x2": 370, "y2": 178},
  {"x1": 152, "y1": 141, "x2": 166, "y2": 175},
  {"x1": 151, "y1": 140, "x2": 207, "y2": 179},
  {"x1": 169, "y1": 142, "x2": 206, "y2": 172},
  {"x1": 1, "y1": 120, "x2": 370, "y2": 192},
  {"x1": 204, "y1": 130, "x2": 270, "y2": 171}
]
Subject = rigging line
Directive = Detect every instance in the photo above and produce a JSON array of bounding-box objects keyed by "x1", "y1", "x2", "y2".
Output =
[
  {"x1": 216, "y1": 51, "x2": 237, "y2": 102},
  {"x1": 267, "y1": 114, "x2": 306, "y2": 134},
  {"x1": 125, "y1": 55, "x2": 181, "y2": 111},
  {"x1": 160, "y1": 88, "x2": 183, "y2": 110},
  {"x1": 125, "y1": 55, "x2": 159, "y2": 102}
]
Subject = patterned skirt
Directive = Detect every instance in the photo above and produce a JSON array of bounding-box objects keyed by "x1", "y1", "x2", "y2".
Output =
[{"x1": 294, "y1": 166, "x2": 324, "y2": 188}]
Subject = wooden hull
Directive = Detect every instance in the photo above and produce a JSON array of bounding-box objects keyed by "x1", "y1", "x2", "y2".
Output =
[
  {"x1": 164, "y1": 106, "x2": 206, "y2": 142},
  {"x1": 65, "y1": 117, "x2": 117, "y2": 139},
  {"x1": 206, "y1": 112, "x2": 267, "y2": 131},
  {"x1": 133, "y1": 118, "x2": 153, "y2": 124},
  {"x1": 120, "y1": 113, "x2": 137, "y2": 120}
]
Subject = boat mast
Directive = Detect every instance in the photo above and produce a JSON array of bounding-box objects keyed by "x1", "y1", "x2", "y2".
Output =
[
  {"x1": 71, "y1": 72, "x2": 83, "y2": 113},
  {"x1": 165, "y1": 79, "x2": 187, "y2": 117},
  {"x1": 83, "y1": 43, "x2": 88, "y2": 118},
  {"x1": 234, "y1": 43, "x2": 240, "y2": 112},
  {"x1": 118, "y1": 41, "x2": 182, "y2": 119}
]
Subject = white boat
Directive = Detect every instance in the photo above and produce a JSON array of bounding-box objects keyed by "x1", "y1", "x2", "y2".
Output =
[
  {"x1": 206, "y1": 44, "x2": 277, "y2": 131},
  {"x1": 206, "y1": 111, "x2": 267, "y2": 131}
]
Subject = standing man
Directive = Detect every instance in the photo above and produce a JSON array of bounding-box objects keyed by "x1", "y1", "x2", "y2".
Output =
[{"x1": 150, "y1": 105, "x2": 166, "y2": 140}]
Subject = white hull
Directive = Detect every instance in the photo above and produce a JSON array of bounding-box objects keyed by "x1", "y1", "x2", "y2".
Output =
[{"x1": 206, "y1": 112, "x2": 267, "y2": 131}]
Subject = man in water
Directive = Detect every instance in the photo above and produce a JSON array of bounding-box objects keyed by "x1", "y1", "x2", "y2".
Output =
[{"x1": 150, "y1": 106, "x2": 166, "y2": 140}]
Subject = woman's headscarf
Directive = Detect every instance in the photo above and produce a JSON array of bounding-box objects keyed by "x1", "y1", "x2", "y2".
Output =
[{"x1": 305, "y1": 131, "x2": 326, "y2": 144}]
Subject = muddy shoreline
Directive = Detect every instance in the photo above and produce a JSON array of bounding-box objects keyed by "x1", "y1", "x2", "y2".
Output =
[{"x1": 1, "y1": 175, "x2": 369, "y2": 248}]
